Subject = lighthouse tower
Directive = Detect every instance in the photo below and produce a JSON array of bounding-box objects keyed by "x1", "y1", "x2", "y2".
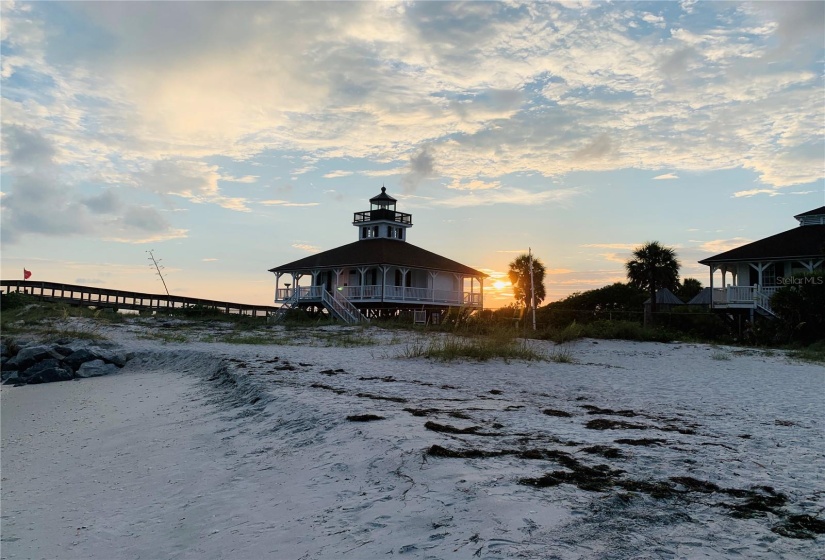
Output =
[{"x1": 352, "y1": 187, "x2": 413, "y2": 241}]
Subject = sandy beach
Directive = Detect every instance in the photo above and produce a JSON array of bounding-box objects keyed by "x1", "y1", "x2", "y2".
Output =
[{"x1": 2, "y1": 320, "x2": 823, "y2": 559}]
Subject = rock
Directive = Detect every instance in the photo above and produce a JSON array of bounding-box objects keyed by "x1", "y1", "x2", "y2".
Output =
[
  {"x1": 2, "y1": 363, "x2": 18, "y2": 380},
  {"x1": 95, "y1": 349, "x2": 129, "y2": 368},
  {"x1": 20, "y1": 359, "x2": 74, "y2": 384},
  {"x1": 0, "y1": 342, "x2": 10, "y2": 358},
  {"x1": 51, "y1": 345, "x2": 75, "y2": 358},
  {"x1": 2, "y1": 371, "x2": 20, "y2": 384},
  {"x1": 63, "y1": 349, "x2": 103, "y2": 372},
  {"x1": 6, "y1": 345, "x2": 62, "y2": 371},
  {"x1": 76, "y1": 360, "x2": 119, "y2": 378}
]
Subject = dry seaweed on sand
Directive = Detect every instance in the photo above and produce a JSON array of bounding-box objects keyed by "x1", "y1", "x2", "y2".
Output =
[
  {"x1": 356, "y1": 392, "x2": 408, "y2": 403},
  {"x1": 614, "y1": 437, "x2": 668, "y2": 446},
  {"x1": 771, "y1": 514, "x2": 825, "y2": 539},
  {"x1": 346, "y1": 414, "x2": 385, "y2": 422},
  {"x1": 542, "y1": 409, "x2": 573, "y2": 417},
  {"x1": 585, "y1": 418, "x2": 648, "y2": 430}
]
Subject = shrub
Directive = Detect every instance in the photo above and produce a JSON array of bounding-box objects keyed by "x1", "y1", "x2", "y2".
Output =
[
  {"x1": 0, "y1": 291, "x2": 39, "y2": 310},
  {"x1": 580, "y1": 320, "x2": 675, "y2": 342}
]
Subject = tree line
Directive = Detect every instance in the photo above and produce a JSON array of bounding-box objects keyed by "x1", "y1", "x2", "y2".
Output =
[{"x1": 505, "y1": 242, "x2": 823, "y2": 344}]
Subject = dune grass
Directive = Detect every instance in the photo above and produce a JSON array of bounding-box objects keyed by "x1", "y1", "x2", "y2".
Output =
[{"x1": 401, "y1": 327, "x2": 546, "y2": 362}]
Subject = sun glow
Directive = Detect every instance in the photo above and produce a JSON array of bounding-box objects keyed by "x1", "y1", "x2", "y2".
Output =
[{"x1": 492, "y1": 280, "x2": 508, "y2": 290}]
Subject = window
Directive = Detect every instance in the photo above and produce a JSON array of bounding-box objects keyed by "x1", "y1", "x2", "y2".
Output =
[{"x1": 762, "y1": 264, "x2": 777, "y2": 287}]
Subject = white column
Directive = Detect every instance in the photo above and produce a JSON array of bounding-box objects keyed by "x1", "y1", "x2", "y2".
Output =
[
  {"x1": 381, "y1": 266, "x2": 389, "y2": 302},
  {"x1": 429, "y1": 271, "x2": 438, "y2": 302},
  {"x1": 709, "y1": 266, "x2": 714, "y2": 309}
]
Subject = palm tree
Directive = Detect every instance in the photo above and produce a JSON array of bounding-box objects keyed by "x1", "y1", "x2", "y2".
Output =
[
  {"x1": 677, "y1": 277, "x2": 703, "y2": 302},
  {"x1": 625, "y1": 242, "x2": 680, "y2": 313},
  {"x1": 508, "y1": 253, "x2": 547, "y2": 310}
]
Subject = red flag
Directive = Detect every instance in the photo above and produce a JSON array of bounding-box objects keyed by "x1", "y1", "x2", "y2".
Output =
[{"x1": 23, "y1": 268, "x2": 32, "y2": 280}]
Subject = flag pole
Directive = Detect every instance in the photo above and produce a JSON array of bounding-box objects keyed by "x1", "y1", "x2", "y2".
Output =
[{"x1": 529, "y1": 247, "x2": 536, "y2": 331}]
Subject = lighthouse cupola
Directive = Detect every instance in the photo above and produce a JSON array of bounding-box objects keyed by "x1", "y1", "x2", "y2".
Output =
[{"x1": 353, "y1": 187, "x2": 413, "y2": 241}]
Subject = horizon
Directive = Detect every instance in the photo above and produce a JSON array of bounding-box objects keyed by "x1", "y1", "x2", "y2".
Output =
[{"x1": 2, "y1": 2, "x2": 823, "y2": 309}]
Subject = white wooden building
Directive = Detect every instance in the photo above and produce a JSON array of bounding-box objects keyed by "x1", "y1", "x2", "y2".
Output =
[
  {"x1": 268, "y1": 188, "x2": 487, "y2": 323},
  {"x1": 698, "y1": 206, "x2": 825, "y2": 318}
]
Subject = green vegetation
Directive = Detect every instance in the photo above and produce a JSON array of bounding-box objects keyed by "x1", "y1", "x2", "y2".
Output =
[
  {"x1": 508, "y1": 253, "x2": 547, "y2": 309},
  {"x1": 1, "y1": 292, "x2": 117, "y2": 341},
  {"x1": 711, "y1": 350, "x2": 731, "y2": 361},
  {"x1": 3, "y1": 286, "x2": 821, "y2": 360},
  {"x1": 548, "y1": 345, "x2": 575, "y2": 363},
  {"x1": 625, "y1": 241, "x2": 680, "y2": 313},
  {"x1": 770, "y1": 272, "x2": 825, "y2": 345},
  {"x1": 787, "y1": 341, "x2": 825, "y2": 364},
  {"x1": 677, "y1": 278, "x2": 703, "y2": 302},
  {"x1": 401, "y1": 329, "x2": 545, "y2": 362}
]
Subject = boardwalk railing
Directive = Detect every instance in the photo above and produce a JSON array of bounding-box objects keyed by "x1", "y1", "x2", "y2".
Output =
[{"x1": 1, "y1": 280, "x2": 278, "y2": 318}]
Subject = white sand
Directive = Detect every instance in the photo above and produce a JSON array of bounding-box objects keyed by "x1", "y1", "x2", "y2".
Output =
[{"x1": 2, "y1": 320, "x2": 823, "y2": 559}]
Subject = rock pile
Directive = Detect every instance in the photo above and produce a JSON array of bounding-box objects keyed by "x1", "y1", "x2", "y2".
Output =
[{"x1": 0, "y1": 341, "x2": 131, "y2": 386}]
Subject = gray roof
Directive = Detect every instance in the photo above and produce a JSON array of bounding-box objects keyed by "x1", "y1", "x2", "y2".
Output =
[
  {"x1": 687, "y1": 287, "x2": 712, "y2": 305},
  {"x1": 269, "y1": 238, "x2": 486, "y2": 277},
  {"x1": 794, "y1": 206, "x2": 825, "y2": 219},
  {"x1": 644, "y1": 288, "x2": 685, "y2": 305},
  {"x1": 698, "y1": 225, "x2": 825, "y2": 264}
]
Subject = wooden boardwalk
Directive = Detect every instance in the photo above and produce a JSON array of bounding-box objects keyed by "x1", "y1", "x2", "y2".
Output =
[{"x1": 1, "y1": 280, "x2": 278, "y2": 318}]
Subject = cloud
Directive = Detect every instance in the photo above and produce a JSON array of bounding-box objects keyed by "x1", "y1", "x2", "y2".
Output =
[
  {"x1": 732, "y1": 188, "x2": 781, "y2": 198},
  {"x1": 698, "y1": 237, "x2": 752, "y2": 253},
  {"x1": 0, "y1": 0, "x2": 822, "y2": 233},
  {"x1": 134, "y1": 159, "x2": 251, "y2": 211},
  {"x1": 436, "y1": 187, "x2": 579, "y2": 208},
  {"x1": 599, "y1": 252, "x2": 630, "y2": 264},
  {"x1": 581, "y1": 243, "x2": 639, "y2": 250},
  {"x1": 572, "y1": 134, "x2": 613, "y2": 161},
  {"x1": 259, "y1": 200, "x2": 320, "y2": 207},
  {"x1": 202, "y1": 258, "x2": 218, "y2": 262},
  {"x1": 323, "y1": 170, "x2": 354, "y2": 179},
  {"x1": 292, "y1": 243, "x2": 320, "y2": 253},
  {"x1": 401, "y1": 145, "x2": 436, "y2": 193},
  {"x1": 81, "y1": 189, "x2": 122, "y2": 214},
  {"x1": 653, "y1": 173, "x2": 679, "y2": 180},
  {"x1": 221, "y1": 174, "x2": 258, "y2": 184},
  {"x1": 2, "y1": 125, "x2": 56, "y2": 167},
  {"x1": 447, "y1": 179, "x2": 501, "y2": 191},
  {"x1": 362, "y1": 168, "x2": 405, "y2": 178}
]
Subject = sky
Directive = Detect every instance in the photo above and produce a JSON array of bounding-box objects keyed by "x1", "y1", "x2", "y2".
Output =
[{"x1": 1, "y1": 1, "x2": 823, "y2": 309}]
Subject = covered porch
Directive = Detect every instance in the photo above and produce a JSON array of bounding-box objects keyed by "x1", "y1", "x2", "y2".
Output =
[{"x1": 273, "y1": 265, "x2": 484, "y2": 310}]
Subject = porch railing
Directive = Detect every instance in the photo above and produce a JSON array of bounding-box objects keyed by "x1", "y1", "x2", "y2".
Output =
[
  {"x1": 321, "y1": 289, "x2": 368, "y2": 324},
  {"x1": 276, "y1": 284, "x2": 480, "y2": 306},
  {"x1": 711, "y1": 285, "x2": 777, "y2": 314}
]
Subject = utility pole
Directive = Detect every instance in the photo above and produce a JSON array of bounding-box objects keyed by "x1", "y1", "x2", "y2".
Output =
[
  {"x1": 529, "y1": 247, "x2": 537, "y2": 331},
  {"x1": 146, "y1": 250, "x2": 170, "y2": 296}
]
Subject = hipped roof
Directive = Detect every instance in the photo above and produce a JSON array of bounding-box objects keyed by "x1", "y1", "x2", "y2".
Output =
[
  {"x1": 794, "y1": 206, "x2": 825, "y2": 219},
  {"x1": 698, "y1": 225, "x2": 825, "y2": 265},
  {"x1": 644, "y1": 288, "x2": 684, "y2": 305},
  {"x1": 269, "y1": 238, "x2": 486, "y2": 278},
  {"x1": 687, "y1": 287, "x2": 712, "y2": 305}
]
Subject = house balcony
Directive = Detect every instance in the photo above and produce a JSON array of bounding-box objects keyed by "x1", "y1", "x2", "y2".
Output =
[
  {"x1": 712, "y1": 285, "x2": 779, "y2": 314},
  {"x1": 275, "y1": 285, "x2": 482, "y2": 308}
]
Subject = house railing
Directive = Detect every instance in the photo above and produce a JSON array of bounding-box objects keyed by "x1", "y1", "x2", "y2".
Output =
[
  {"x1": 321, "y1": 289, "x2": 369, "y2": 324},
  {"x1": 711, "y1": 285, "x2": 778, "y2": 314},
  {"x1": 276, "y1": 285, "x2": 480, "y2": 306}
]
